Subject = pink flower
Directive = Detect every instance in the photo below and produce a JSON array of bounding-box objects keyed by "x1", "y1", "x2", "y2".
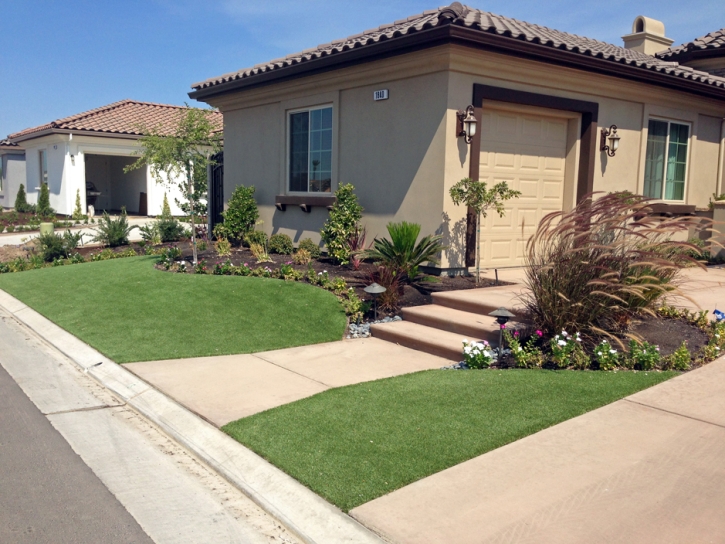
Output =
[
  {"x1": 500, "y1": 324, "x2": 506, "y2": 330},
  {"x1": 536, "y1": 330, "x2": 543, "y2": 337},
  {"x1": 513, "y1": 330, "x2": 519, "y2": 337}
]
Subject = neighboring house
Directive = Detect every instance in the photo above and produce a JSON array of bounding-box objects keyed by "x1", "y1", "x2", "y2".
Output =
[
  {"x1": 6, "y1": 100, "x2": 223, "y2": 217},
  {"x1": 189, "y1": 3, "x2": 725, "y2": 273},
  {"x1": 0, "y1": 139, "x2": 26, "y2": 211}
]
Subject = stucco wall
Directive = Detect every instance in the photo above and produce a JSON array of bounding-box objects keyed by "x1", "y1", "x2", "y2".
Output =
[{"x1": 1, "y1": 153, "x2": 26, "y2": 210}]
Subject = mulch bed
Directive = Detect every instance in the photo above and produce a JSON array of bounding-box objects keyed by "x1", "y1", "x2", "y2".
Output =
[
  {"x1": 628, "y1": 315, "x2": 709, "y2": 356},
  {"x1": 0, "y1": 212, "x2": 69, "y2": 228}
]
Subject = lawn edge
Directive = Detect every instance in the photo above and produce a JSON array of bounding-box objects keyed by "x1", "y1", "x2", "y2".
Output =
[{"x1": 0, "y1": 287, "x2": 384, "y2": 544}]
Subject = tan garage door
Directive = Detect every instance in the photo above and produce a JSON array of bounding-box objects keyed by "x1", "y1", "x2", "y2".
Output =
[{"x1": 478, "y1": 108, "x2": 568, "y2": 268}]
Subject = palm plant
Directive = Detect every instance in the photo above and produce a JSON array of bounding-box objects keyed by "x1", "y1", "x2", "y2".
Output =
[
  {"x1": 367, "y1": 221, "x2": 446, "y2": 282},
  {"x1": 92, "y1": 209, "x2": 137, "y2": 247}
]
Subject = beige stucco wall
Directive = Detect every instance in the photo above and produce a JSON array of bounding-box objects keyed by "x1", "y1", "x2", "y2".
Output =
[{"x1": 205, "y1": 43, "x2": 725, "y2": 270}]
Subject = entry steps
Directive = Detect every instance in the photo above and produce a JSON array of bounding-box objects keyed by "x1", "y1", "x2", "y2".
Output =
[{"x1": 370, "y1": 286, "x2": 527, "y2": 361}]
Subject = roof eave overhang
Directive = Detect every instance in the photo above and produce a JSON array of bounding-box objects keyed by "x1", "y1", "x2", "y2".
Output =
[
  {"x1": 659, "y1": 48, "x2": 725, "y2": 65},
  {"x1": 189, "y1": 23, "x2": 725, "y2": 103},
  {"x1": 8, "y1": 128, "x2": 144, "y2": 144}
]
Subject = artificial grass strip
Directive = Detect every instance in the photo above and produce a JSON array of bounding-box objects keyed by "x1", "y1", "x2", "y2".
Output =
[
  {"x1": 223, "y1": 369, "x2": 676, "y2": 511},
  {"x1": 0, "y1": 256, "x2": 346, "y2": 363}
]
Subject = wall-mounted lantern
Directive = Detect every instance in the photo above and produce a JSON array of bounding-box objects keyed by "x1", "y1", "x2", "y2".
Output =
[
  {"x1": 457, "y1": 105, "x2": 478, "y2": 144},
  {"x1": 600, "y1": 125, "x2": 620, "y2": 157}
]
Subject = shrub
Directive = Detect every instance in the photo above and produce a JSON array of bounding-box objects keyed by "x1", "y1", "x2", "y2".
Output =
[
  {"x1": 593, "y1": 340, "x2": 620, "y2": 371},
  {"x1": 462, "y1": 339, "x2": 494, "y2": 369},
  {"x1": 36, "y1": 229, "x2": 83, "y2": 262},
  {"x1": 215, "y1": 237, "x2": 232, "y2": 257},
  {"x1": 523, "y1": 192, "x2": 704, "y2": 340},
  {"x1": 37, "y1": 183, "x2": 54, "y2": 218},
  {"x1": 92, "y1": 209, "x2": 137, "y2": 247},
  {"x1": 72, "y1": 189, "x2": 84, "y2": 221},
  {"x1": 6, "y1": 225, "x2": 15, "y2": 233},
  {"x1": 219, "y1": 185, "x2": 259, "y2": 243},
  {"x1": 503, "y1": 329, "x2": 544, "y2": 368},
  {"x1": 368, "y1": 265, "x2": 401, "y2": 311},
  {"x1": 665, "y1": 341, "x2": 691, "y2": 371},
  {"x1": 549, "y1": 330, "x2": 589, "y2": 369},
  {"x1": 347, "y1": 226, "x2": 369, "y2": 271},
  {"x1": 625, "y1": 339, "x2": 660, "y2": 370},
  {"x1": 298, "y1": 238, "x2": 321, "y2": 260},
  {"x1": 269, "y1": 233, "x2": 293, "y2": 255},
  {"x1": 250, "y1": 242, "x2": 272, "y2": 263},
  {"x1": 293, "y1": 248, "x2": 312, "y2": 265},
  {"x1": 367, "y1": 221, "x2": 446, "y2": 282},
  {"x1": 244, "y1": 230, "x2": 269, "y2": 248},
  {"x1": 14, "y1": 184, "x2": 31, "y2": 213},
  {"x1": 321, "y1": 183, "x2": 363, "y2": 264},
  {"x1": 139, "y1": 223, "x2": 161, "y2": 245},
  {"x1": 156, "y1": 194, "x2": 184, "y2": 242}
]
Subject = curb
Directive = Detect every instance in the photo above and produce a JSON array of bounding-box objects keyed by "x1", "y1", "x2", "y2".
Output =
[{"x1": 0, "y1": 288, "x2": 385, "y2": 544}]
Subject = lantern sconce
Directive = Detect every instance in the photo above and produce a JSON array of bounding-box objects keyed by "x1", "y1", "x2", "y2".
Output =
[
  {"x1": 456, "y1": 105, "x2": 478, "y2": 144},
  {"x1": 600, "y1": 125, "x2": 620, "y2": 157}
]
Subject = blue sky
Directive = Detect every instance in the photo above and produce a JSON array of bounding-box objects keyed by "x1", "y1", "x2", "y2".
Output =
[{"x1": 1, "y1": 0, "x2": 723, "y2": 138}]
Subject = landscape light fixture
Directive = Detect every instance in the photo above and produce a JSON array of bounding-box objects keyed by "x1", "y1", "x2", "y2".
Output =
[
  {"x1": 600, "y1": 125, "x2": 620, "y2": 157},
  {"x1": 457, "y1": 105, "x2": 478, "y2": 144},
  {"x1": 364, "y1": 282, "x2": 387, "y2": 321},
  {"x1": 489, "y1": 307, "x2": 515, "y2": 358}
]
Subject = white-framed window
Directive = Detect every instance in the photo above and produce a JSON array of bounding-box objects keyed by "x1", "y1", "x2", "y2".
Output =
[
  {"x1": 643, "y1": 118, "x2": 690, "y2": 201},
  {"x1": 288, "y1": 105, "x2": 333, "y2": 193},
  {"x1": 39, "y1": 149, "x2": 48, "y2": 187}
]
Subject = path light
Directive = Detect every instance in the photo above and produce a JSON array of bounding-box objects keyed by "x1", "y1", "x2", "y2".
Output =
[
  {"x1": 364, "y1": 282, "x2": 387, "y2": 321},
  {"x1": 600, "y1": 125, "x2": 620, "y2": 157},
  {"x1": 489, "y1": 307, "x2": 515, "y2": 359},
  {"x1": 456, "y1": 105, "x2": 477, "y2": 144}
]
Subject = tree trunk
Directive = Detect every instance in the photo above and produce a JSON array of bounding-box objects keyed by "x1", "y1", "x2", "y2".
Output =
[
  {"x1": 476, "y1": 211, "x2": 481, "y2": 285},
  {"x1": 188, "y1": 165, "x2": 197, "y2": 266}
]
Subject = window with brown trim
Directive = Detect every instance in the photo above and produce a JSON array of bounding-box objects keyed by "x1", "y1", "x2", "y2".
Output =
[{"x1": 643, "y1": 119, "x2": 690, "y2": 201}]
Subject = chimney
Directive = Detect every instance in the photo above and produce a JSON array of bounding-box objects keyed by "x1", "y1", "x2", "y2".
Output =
[{"x1": 622, "y1": 16, "x2": 673, "y2": 55}]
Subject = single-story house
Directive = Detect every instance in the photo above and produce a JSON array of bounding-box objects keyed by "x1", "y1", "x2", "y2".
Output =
[
  {"x1": 5, "y1": 100, "x2": 222, "y2": 217},
  {"x1": 189, "y1": 3, "x2": 725, "y2": 273},
  {"x1": 0, "y1": 139, "x2": 26, "y2": 211}
]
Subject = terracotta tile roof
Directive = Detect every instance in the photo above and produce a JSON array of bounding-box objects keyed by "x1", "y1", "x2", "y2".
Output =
[
  {"x1": 657, "y1": 28, "x2": 725, "y2": 61},
  {"x1": 0, "y1": 138, "x2": 23, "y2": 152},
  {"x1": 191, "y1": 3, "x2": 725, "y2": 96},
  {"x1": 8, "y1": 100, "x2": 223, "y2": 142}
]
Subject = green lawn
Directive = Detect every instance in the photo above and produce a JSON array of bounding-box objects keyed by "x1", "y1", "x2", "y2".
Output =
[
  {"x1": 223, "y1": 369, "x2": 676, "y2": 511},
  {"x1": 0, "y1": 256, "x2": 347, "y2": 363}
]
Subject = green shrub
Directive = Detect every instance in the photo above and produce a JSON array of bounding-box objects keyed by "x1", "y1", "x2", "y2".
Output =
[
  {"x1": 36, "y1": 230, "x2": 83, "y2": 262},
  {"x1": 139, "y1": 223, "x2": 161, "y2": 245},
  {"x1": 72, "y1": 189, "x2": 84, "y2": 221},
  {"x1": 92, "y1": 209, "x2": 137, "y2": 247},
  {"x1": 666, "y1": 341, "x2": 691, "y2": 371},
  {"x1": 244, "y1": 230, "x2": 268, "y2": 248},
  {"x1": 156, "y1": 193, "x2": 184, "y2": 242},
  {"x1": 367, "y1": 221, "x2": 445, "y2": 282},
  {"x1": 14, "y1": 184, "x2": 32, "y2": 213},
  {"x1": 298, "y1": 238, "x2": 321, "y2": 259},
  {"x1": 37, "y1": 183, "x2": 55, "y2": 218},
  {"x1": 215, "y1": 238, "x2": 232, "y2": 257},
  {"x1": 269, "y1": 233, "x2": 293, "y2": 255},
  {"x1": 321, "y1": 183, "x2": 362, "y2": 264},
  {"x1": 503, "y1": 329, "x2": 544, "y2": 368},
  {"x1": 461, "y1": 339, "x2": 494, "y2": 369},
  {"x1": 219, "y1": 185, "x2": 259, "y2": 243},
  {"x1": 627, "y1": 339, "x2": 660, "y2": 370},
  {"x1": 593, "y1": 340, "x2": 620, "y2": 371}
]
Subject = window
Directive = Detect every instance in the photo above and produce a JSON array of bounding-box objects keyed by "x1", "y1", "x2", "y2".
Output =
[
  {"x1": 39, "y1": 149, "x2": 48, "y2": 187},
  {"x1": 643, "y1": 119, "x2": 690, "y2": 201},
  {"x1": 289, "y1": 106, "x2": 332, "y2": 192}
]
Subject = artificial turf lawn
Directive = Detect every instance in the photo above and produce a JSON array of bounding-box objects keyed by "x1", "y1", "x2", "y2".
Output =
[
  {"x1": 223, "y1": 368, "x2": 676, "y2": 511},
  {"x1": 0, "y1": 256, "x2": 347, "y2": 363}
]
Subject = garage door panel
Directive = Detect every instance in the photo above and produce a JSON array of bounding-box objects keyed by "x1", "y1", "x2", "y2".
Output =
[{"x1": 478, "y1": 109, "x2": 568, "y2": 268}]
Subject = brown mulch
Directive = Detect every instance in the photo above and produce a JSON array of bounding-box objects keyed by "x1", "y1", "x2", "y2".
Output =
[
  {"x1": 628, "y1": 315, "x2": 709, "y2": 356},
  {"x1": 0, "y1": 245, "x2": 29, "y2": 262},
  {"x1": 0, "y1": 212, "x2": 67, "y2": 228}
]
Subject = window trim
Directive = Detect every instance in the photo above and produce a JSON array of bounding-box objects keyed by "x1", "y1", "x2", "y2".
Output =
[
  {"x1": 38, "y1": 148, "x2": 48, "y2": 189},
  {"x1": 285, "y1": 103, "x2": 334, "y2": 195},
  {"x1": 643, "y1": 117, "x2": 692, "y2": 203}
]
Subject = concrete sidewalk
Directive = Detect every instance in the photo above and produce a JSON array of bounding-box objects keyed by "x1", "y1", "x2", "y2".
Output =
[
  {"x1": 126, "y1": 339, "x2": 449, "y2": 427},
  {"x1": 0, "y1": 217, "x2": 155, "y2": 247},
  {"x1": 350, "y1": 359, "x2": 725, "y2": 543}
]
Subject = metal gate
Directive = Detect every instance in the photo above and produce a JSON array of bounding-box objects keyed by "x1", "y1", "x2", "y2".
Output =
[{"x1": 207, "y1": 152, "x2": 224, "y2": 235}]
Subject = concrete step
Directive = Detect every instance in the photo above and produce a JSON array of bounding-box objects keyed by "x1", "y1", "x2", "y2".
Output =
[
  {"x1": 370, "y1": 320, "x2": 486, "y2": 362},
  {"x1": 401, "y1": 305, "x2": 508, "y2": 343},
  {"x1": 431, "y1": 285, "x2": 529, "y2": 321}
]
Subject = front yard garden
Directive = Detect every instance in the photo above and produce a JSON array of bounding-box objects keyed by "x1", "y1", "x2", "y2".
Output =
[
  {"x1": 223, "y1": 368, "x2": 676, "y2": 511},
  {"x1": 0, "y1": 256, "x2": 347, "y2": 363}
]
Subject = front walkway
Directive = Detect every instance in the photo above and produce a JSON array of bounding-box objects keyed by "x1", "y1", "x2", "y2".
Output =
[
  {"x1": 0, "y1": 216, "x2": 155, "y2": 247},
  {"x1": 350, "y1": 357, "x2": 725, "y2": 543}
]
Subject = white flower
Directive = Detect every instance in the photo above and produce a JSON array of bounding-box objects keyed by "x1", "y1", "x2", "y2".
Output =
[
  {"x1": 464, "y1": 346, "x2": 472, "y2": 354},
  {"x1": 609, "y1": 349, "x2": 616, "y2": 354},
  {"x1": 517, "y1": 346, "x2": 523, "y2": 352},
  {"x1": 597, "y1": 351, "x2": 602, "y2": 356},
  {"x1": 318, "y1": 272, "x2": 323, "y2": 276},
  {"x1": 555, "y1": 335, "x2": 560, "y2": 340},
  {"x1": 323, "y1": 270, "x2": 328, "y2": 273},
  {"x1": 576, "y1": 337, "x2": 582, "y2": 342},
  {"x1": 462, "y1": 339, "x2": 469, "y2": 345},
  {"x1": 558, "y1": 340, "x2": 567, "y2": 346},
  {"x1": 561, "y1": 330, "x2": 568, "y2": 337},
  {"x1": 655, "y1": 346, "x2": 660, "y2": 351},
  {"x1": 716, "y1": 347, "x2": 721, "y2": 351}
]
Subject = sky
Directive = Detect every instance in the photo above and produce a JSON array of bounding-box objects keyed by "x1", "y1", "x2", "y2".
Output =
[{"x1": 1, "y1": 0, "x2": 723, "y2": 139}]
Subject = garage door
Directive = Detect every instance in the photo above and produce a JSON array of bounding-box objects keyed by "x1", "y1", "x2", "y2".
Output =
[{"x1": 477, "y1": 109, "x2": 568, "y2": 268}]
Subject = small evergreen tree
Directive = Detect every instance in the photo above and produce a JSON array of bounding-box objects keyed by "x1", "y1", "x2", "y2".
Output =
[
  {"x1": 217, "y1": 185, "x2": 259, "y2": 243},
  {"x1": 157, "y1": 192, "x2": 184, "y2": 242},
  {"x1": 14, "y1": 183, "x2": 29, "y2": 213},
  {"x1": 72, "y1": 189, "x2": 84, "y2": 221},
  {"x1": 321, "y1": 183, "x2": 363, "y2": 264},
  {"x1": 162, "y1": 192, "x2": 172, "y2": 218},
  {"x1": 37, "y1": 183, "x2": 54, "y2": 218}
]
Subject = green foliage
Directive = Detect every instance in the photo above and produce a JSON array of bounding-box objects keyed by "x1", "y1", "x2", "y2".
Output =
[
  {"x1": 503, "y1": 329, "x2": 544, "y2": 368},
  {"x1": 72, "y1": 189, "x2": 84, "y2": 221},
  {"x1": 36, "y1": 229, "x2": 83, "y2": 262},
  {"x1": 593, "y1": 340, "x2": 620, "y2": 371},
  {"x1": 37, "y1": 183, "x2": 54, "y2": 218},
  {"x1": 92, "y1": 209, "x2": 137, "y2": 247},
  {"x1": 14, "y1": 184, "x2": 32, "y2": 213},
  {"x1": 462, "y1": 339, "x2": 494, "y2": 369},
  {"x1": 549, "y1": 330, "x2": 589, "y2": 369},
  {"x1": 321, "y1": 184, "x2": 363, "y2": 264},
  {"x1": 366, "y1": 221, "x2": 446, "y2": 282},
  {"x1": 250, "y1": 242, "x2": 272, "y2": 263},
  {"x1": 215, "y1": 238, "x2": 231, "y2": 257},
  {"x1": 297, "y1": 238, "x2": 321, "y2": 259},
  {"x1": 218, "y1": 185, "x2": 259, "y2": 243},
  {"x1": 139, "y1": 223, "x2": 162, "y2": 245},
  {"x1": 243, "y1": 230, "x2": 268, "y2": 248},
  {"x1": 269, "y1": 233, "x2": 293, "y2": 255},
  {"x1": 156, "y1": 193, "x2": 185, "y2": 242},
  {"x1": 626, "y1": 339, "x2": 661, "y2": 370},
  {"x1": 665, "y1": 341, "x2": 691, "y2": 371}
]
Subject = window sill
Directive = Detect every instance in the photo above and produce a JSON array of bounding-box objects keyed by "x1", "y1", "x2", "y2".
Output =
[
  {"x1": 275, "y1": 195, "x2": 336, "y2": 213},
  {"x1": 646, "y1": 203, "x2": 696, "y2": 216}
]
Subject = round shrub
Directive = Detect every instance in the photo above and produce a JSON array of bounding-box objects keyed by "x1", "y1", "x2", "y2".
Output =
[
  {"x1": 298, "y1": 238, "x2": 321, "y2": 260},
  {"x1": 269, "y1": 233, "x2": 293, "y2": 255},
  {"x1": 244, "y1": 230, "x2": 268, "y2": 248},
  {"x1": 221, "y1": 185, "x2": 259, "y2": 243}
]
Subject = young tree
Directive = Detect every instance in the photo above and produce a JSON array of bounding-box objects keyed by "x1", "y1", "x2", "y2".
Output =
[
  {"x1": 126, "y1": 107, "x2": 221, "y2": 265},
  {"x1": 14, "y1": 183, "x2": 29, "y2": 213},
  {"x1": 37, "y1": 182, "x2": 54, "y2": 219},
  {"x1": 72, "y1": 189, "x2": 84, "y2": 221},
  {"x1": 449, "y1": 178, "x2": 521, "y2": 284}
]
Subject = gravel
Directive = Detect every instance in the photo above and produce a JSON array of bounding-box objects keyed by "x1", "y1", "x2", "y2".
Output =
[{"x1": 346, "y1": 315, "x2": 402, "y2": 339}]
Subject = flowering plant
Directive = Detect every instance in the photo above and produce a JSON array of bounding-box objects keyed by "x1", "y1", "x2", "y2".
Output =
[
  {"x1": 549, "y1": 330, "x2": 589, "y2": 369},
  {"x1": 503, "y1": 329, "x2": 544, "y2": 368},
  {"x1": 594, "y1": 339, "x2": 619, "y2": 371},
  {"x1": 627, "y1": 339, "x2": 660, "y2": 370},
  {"x1": 462, "y1": 339, "x2": 494, "y2": 369}
]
